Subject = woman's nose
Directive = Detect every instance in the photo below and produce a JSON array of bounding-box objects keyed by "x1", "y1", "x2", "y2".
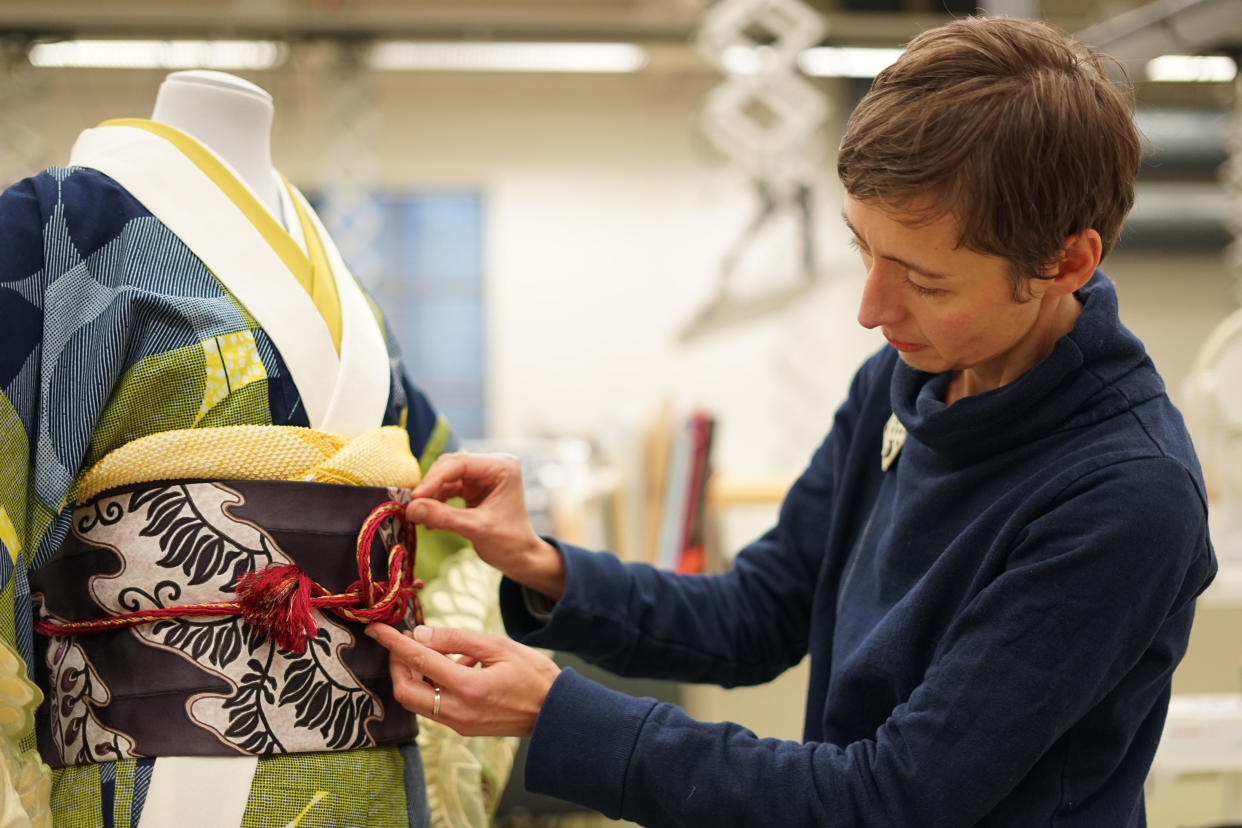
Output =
[{"x1": 856, "y1": 267, "x2": 903, "y2": 330}]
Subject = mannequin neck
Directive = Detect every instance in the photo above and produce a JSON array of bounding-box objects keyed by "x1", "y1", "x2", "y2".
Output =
[{"x1": 150, "y1": 70, "x2": 283, "y2": 221}]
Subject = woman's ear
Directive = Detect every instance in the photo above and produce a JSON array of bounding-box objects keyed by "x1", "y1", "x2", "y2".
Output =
[{"x1": 1042, "y1": 229, "x2": 1103, "y2": 296}]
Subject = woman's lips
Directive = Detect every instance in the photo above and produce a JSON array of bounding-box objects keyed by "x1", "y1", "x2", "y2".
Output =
[{"x1": 885, "y1": 336, "x2": 925, "y2": 353}]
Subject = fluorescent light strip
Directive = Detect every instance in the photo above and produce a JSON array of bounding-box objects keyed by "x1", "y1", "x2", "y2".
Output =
[
  {"x1": 28, "y1": 40, "x2": 286, "y2": 70},
  {"x1": 1146, "y1": 55, "x2": 1236, "y2": 82},
  {"x1": 369, "y1": 41, "x2": 648, "y2": 73},
  {"x1": 798, "y1": 46, "x2": 905, "y2": 78},
  {"x1": 718, "y1": 46, "x2": 903, "y2": 78},
  {"x1": 725, "y1": 46, "x2": 1238, "y2": 83}
]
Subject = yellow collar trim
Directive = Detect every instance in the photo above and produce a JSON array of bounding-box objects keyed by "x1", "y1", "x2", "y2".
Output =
[{"x1": 282, "y1": 174, "x2": 343, "y2": 353}]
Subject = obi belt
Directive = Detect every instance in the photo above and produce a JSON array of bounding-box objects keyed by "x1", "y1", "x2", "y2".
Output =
[{"x1": 29, "y1": 426, "x2": 425, "y2": 768}]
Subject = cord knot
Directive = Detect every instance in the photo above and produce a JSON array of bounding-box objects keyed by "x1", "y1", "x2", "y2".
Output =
[{"x1": 235, "y1": 564, "x2": 317, "y2": 654}]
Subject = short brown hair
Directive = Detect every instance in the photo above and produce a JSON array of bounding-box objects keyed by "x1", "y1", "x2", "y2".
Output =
[{"x1": 837, "y1": 16, "x2": 1141, "y2": 290}]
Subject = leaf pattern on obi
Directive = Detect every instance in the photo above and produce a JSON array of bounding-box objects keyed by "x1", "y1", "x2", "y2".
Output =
[
  {"x1": 221, "y1": 649, "x2": 283, "y2": 754},
  {"x1": 210, "y1": 628, "x2": 374, "y2": 754},
  {"x1": 129, "y1": 485, "x2": 268, "y2": 586},
  {"x1": 151, "y1": 616, "x2": 246, "y2": 668},
  {"x1": 279, "y1": 629, "x2": 374, "y2": 751}
]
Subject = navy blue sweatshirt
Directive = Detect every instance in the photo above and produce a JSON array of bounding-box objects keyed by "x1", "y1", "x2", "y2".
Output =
[{"x1": 501, "y1": 271, "x2": 1217, "y2": 827}]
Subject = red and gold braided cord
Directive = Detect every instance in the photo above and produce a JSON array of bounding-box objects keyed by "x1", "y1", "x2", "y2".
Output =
[{"x1": 35, "y1": 500, "x2": 424, "y2": 654}]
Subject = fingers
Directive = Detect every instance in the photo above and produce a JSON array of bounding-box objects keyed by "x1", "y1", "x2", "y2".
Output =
[
  {"x1": 408, "y1": 465, "x2": 467, "y2": 498},
  {"x1": 411, "y1": 625, "x2": 504, "y2": 660},
  {"x1": 406, "y1": 497, "x2": 473, "y2": 535},
  {"x1": 410, "y1": 452, "x2": 521, "y2": 504},
  {"x1": 410, "y1": 453, "x2": 468, "y2": 500},
  {"x1": 369, "y1": 623, "x2": 559, "y2": 738},
  {"x1": 366, "y1": 621, "x2": 409, "y2": 650},
  {"x1": 388, "y1": 650, "x2": 429, "y2": 698},
  {"x1": 387, "y1": 650, "x2": 449, "y2": 721},
  {"x1": 412, "y1": 452, "x2": 499, "y2": 501},
  {"x1": 366, "y1": 624, "x2": 492, "y2": 690},
  {"x1": 369, "y1": 625, "x2": 438, "y2": 718}
]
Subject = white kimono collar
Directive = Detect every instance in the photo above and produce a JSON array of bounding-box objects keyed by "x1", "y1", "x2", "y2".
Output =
[{"x1": 68, "y1": 119, "x2": 391, "y2": 438}]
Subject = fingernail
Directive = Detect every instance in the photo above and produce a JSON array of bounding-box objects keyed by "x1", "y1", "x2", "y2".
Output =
[
  {"x1": 408, "y1": 503, "x2": 427, "y2": 522},
  {"x1": 413, "y1": 625, "x2": 432, "y2": 643},
  {"x1": 364, "y1": 624, "x2": 378, "y2": 638}
]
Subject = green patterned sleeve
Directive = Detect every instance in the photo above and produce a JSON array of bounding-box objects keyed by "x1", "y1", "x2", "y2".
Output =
[{"x1": 0, "y1": 390, "x2": 36, "y2": 645}]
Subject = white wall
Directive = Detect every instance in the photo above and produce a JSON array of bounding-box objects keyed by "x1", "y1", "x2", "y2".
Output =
[{"x1": 353, "y1": 71, "x2": 886, "y2": 481}]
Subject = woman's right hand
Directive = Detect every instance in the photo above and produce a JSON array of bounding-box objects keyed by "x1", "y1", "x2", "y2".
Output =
[{"x1": 407, "y1": 452, "x2": 567, "y2": 600}]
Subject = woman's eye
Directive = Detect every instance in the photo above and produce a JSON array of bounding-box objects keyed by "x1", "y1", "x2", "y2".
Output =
[{"x1": 905, "y1": 276, "x2": 943, "y2": 297}]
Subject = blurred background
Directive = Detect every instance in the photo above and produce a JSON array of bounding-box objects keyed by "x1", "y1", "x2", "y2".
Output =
[{"x1": 3, "y1": 0, "x2": 1242, "y2": 825}]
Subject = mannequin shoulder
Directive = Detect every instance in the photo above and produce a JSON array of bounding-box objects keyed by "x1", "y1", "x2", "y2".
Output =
[
  {"x1": 1, "y1": 166, "x2": 158, "y2": 284},
  {"x1": 17, "y1": 166, "x2": 153, "y2": 241}
]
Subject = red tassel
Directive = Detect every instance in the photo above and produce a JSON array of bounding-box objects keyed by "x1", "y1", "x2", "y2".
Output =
[{"x1": 235, "y1": 564, "x2": 318, "y2": 654}]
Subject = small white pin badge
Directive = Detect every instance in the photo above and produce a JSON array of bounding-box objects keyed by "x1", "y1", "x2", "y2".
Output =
[{"x1": 880, "y1": 413, "x2": 906, "y2": 471}]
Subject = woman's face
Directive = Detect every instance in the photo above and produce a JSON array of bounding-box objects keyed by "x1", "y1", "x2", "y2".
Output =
[{"x1": 845, "y1": 194, "x2": 1068, "y2": 395}]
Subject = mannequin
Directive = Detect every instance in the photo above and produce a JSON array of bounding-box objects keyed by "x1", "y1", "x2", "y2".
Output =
[
  {"x1": 0, "y1": 64, "x2": 522, "y2": 827},
  {"x1": 150, "y1": 70, "x2": 285, "y2": 223}
]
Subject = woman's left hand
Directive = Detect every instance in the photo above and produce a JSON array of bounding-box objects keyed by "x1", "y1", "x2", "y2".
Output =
[{"x1": 366, "y1": 623, "x2": 560, "y2": 738}]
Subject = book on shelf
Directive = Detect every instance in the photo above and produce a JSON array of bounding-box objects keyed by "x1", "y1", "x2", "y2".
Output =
[
  {"x1": 599, "y1": 403, "x2": 717, "y2": 570},
  {"x1": 652, "y1": 408, "x2": 715, "y2": 573},
  {"x1": 676, "y1": 410, "x2": 715, "y2": 574}
]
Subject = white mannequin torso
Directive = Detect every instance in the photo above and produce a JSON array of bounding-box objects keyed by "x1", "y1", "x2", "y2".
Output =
[{"x1": 150, "y1": 70, "x2": 284, "y2": 223}]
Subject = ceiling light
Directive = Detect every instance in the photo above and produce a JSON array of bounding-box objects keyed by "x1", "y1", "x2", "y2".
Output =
[
  {"x1": 1145, "y1": 54, "x2": 1236, "y2": 82},
  {"x1": 718, "y1": 46, "x2": 903, "y2": 78},
  {"x1": 368, "y1": 41, "x2": 648, "y2": 73},
  {"x1": 719, "y1": 45, "x2": 783, "y2": 75},
  {"x1": 28, "y1": 40, "x2": 286, "y2": 70},
  {"x1": 797, "y1": 47, "x2": 904, "y2": 78}
]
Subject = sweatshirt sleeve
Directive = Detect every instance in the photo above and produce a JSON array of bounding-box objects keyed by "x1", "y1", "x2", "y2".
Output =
[
  {"x1": 500, "y1": 352, "x2": 890, "y2": 687},
  {"x1": 510, "y1": 454, "x2": 1214, "y2": 826}
]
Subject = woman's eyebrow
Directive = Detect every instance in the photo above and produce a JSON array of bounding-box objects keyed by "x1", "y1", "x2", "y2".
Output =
[{"x1": 841, "y1": 212, "x2": 952, "y2": 280}]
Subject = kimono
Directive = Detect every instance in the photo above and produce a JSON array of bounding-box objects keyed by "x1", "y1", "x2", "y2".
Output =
[{"x1": 0, "y1": 119, "x2": 513, "y2": 827}]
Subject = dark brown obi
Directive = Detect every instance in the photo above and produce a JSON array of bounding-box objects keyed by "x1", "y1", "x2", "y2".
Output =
[{"x1": 31, "y1": 478, "x2": 419, "y2": 768}]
